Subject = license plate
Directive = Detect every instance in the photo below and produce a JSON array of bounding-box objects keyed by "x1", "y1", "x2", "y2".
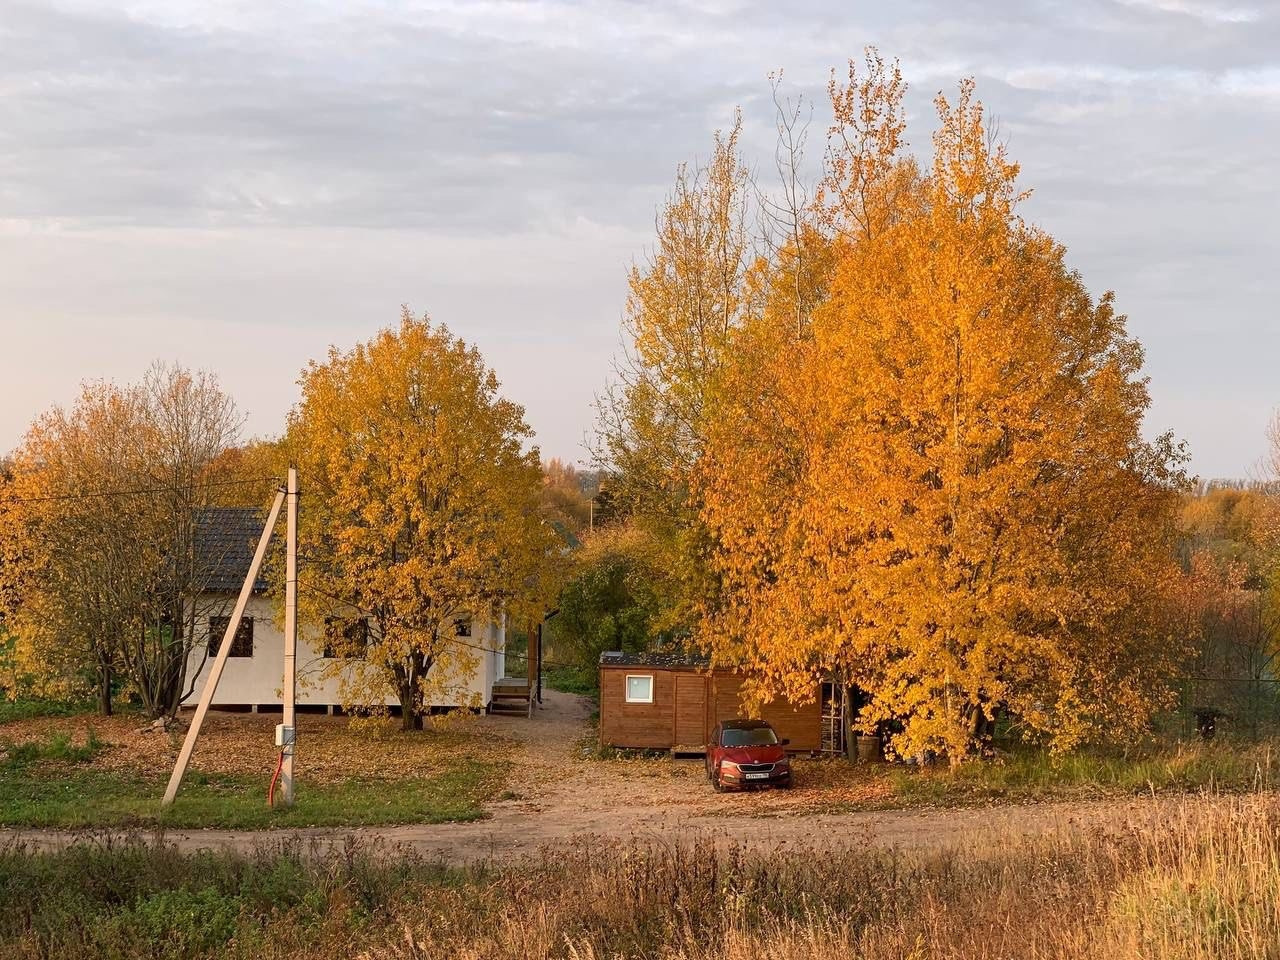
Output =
[{"x1": 743, "y1": 772, "x2": 769, "y2": 780}]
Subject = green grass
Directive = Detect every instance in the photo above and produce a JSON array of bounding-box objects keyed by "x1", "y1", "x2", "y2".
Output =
[
  {"x1": 0, "y1": 838, "x2": 475, "y2": 960},
  {"x1": 885, "y1": 740, "x2": 1280, "y2": 805},
  {"x1": 2, "y1": 729, "x2": 106, "y2": 769},
  {"x1": 0, "y1": 729, "x2": 505, "y2": 828},
  {"x1": 543, "y1": 665, "x2": 598, "y2": 698},
  {"x1": 0, "y1": 764, "x2": 504, "y2": 829},
  {"x1": 0, "y1": 699, "x2": 95, "y2": 724}
]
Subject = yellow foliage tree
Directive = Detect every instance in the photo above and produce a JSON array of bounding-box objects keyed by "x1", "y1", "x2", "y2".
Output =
[
  {"x1": 0, "y1": 368, "x2": 247, "y2": 715},
  {"x1": 0, "y1": 383, "x2": 154, "y2": 709},
  {"x1": 699, "y1": 60, "x2": 1190, "y2": 759},
  {"x1": 593, "y1": 113, "x2": 754, "y2": 640},
  {"x1": 287, "y1": 311, "x2": 556, "y2": 730}
]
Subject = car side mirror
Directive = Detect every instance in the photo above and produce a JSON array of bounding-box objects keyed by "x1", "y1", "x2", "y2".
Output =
[{"x1": 781, "y1": 738, "x2": 790, "y2": 746}]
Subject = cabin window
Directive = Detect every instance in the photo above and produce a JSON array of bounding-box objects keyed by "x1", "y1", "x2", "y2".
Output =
[
  {"x1": 208, "y1": 616, "x2": 253, "y2": 658},
  {"x1": 323, "y1": 617, "x2": 370, "y2": 659},
  {"x1": 625, "y1": 674, "x2": 654, "y2": 704}
]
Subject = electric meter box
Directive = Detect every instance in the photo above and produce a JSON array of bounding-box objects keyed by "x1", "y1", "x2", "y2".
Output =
[{"x1": 274, "y1": 724, "x2": 295, "y2": 748}]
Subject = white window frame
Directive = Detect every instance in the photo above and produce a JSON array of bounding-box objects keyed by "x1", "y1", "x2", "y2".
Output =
[{"x1": 624, "y1": 674, "x2": 654, "y2": 704}]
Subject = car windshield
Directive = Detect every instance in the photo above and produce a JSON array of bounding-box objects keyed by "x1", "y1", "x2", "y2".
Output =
[{"x1": 722, "y1": 727, "x2": 778, "y2": 747}]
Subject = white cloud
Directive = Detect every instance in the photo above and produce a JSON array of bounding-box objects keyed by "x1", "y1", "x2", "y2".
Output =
[
  {"x1": 0, "y1": 0, "x2": 1277, "y2": 476},
  {"x1": 1116, "y1": 0, "x2": 1262, "y2": 24}
]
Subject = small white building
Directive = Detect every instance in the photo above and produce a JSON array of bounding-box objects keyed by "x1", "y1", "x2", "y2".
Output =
[{"x1": 184, "y1": 508, "x2": 513, "y2": 714}]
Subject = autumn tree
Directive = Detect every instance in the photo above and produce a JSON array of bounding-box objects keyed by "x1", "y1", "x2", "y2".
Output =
[
  {"x1": 697, "y1": 58, "x2": 1191, "y2": 759},
  {"x1": 541, "y1": 458, "x2": 592, "y2": 537},
  {"x1": 593, "y1": 113, "x2": 754, "y2": 638},
  {"x1": 287, "y1": 311, "x2": 556, "y2": 730},
  {"x1": 129, "y1": 364, "x2": 248, "y2": 717},
  {"x1": 0, "y1": 383, "x2": 155, "y2": 711},
  {"x1": 550, "y1": 521, "x2": 681, "y2": 679},
  {"x1": 0, "y1": 366, "x2": 247, "y2": 716}
]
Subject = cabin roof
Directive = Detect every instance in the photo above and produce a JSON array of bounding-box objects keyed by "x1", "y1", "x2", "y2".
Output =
[{"x1": 599, "y1": 650, "x2": 710, "y2": 669}]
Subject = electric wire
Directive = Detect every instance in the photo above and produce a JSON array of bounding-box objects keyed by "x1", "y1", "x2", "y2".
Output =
[{"x1": 0, "y1": 475, "x2": 282, "y2": 506}]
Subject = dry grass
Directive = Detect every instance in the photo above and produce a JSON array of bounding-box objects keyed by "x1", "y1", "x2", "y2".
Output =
[{"x1": 5, "y1": 796, "x2": 1280, "y2": 959}]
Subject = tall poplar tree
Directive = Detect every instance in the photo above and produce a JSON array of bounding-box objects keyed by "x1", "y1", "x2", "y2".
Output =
[{"x1": 698, "y1": 60, "x2": 1190, "y2": 759}]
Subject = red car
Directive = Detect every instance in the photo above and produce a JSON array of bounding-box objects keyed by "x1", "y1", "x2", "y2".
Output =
[{"x1": 705, "y1": 719, "x2": 792, "y2": 791}]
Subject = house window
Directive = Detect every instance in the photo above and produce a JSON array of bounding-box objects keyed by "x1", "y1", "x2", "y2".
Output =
[
  {"x1": 454, "y1": 618, "x2": 471, "y2": 637},
  {"x1": 324, "y1": 617, "x2": 370, "y2": 659},
  {"x1": 625, "y1": 674, "x2": 654, "y2": 704},
  {"x1": 208, "y1": 616, "x2": 253, "y2": 658}
]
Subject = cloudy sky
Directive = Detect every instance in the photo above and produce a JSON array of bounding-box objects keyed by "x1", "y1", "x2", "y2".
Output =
[{"x1": 1, "y1": 0, "x2": 1276, "y2": 478}]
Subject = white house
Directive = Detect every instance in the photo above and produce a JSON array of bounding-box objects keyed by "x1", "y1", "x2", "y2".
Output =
[{"x1": 183, "y1": 508, "x2": 515, "y2": 714}]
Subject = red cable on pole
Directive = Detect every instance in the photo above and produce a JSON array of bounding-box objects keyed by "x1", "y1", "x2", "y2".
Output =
[{"x1": 267, "y1": 750, "x2": 285, "y2": 807}]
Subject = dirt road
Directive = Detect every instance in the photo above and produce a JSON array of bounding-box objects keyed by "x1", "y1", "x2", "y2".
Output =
[{"x1": 2, "y1": 690, "x2": 1181, "y2": 860}]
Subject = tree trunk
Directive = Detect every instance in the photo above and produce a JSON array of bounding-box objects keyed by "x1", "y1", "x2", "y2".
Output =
[
  {"x1": 97, "y1": 665, "x2": 113, "y2": 716},
  {"x1": 841, "y1": 680, "x2": 855, "y2": 762}
]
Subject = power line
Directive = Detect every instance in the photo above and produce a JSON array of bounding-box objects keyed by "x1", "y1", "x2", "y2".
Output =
[
  {"x1": 297, "y1": 578, "x2": 579, "y2": 670},
  {"x1": 0, "y1": 475, "x2": 281, "y2": 507}
]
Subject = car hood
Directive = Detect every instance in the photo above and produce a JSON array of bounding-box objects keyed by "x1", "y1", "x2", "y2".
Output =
[{"x1": 722, "y1": 745, "x2": 787, "y2": 765}]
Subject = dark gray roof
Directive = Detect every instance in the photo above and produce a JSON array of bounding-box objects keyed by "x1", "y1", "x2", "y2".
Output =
[
  {"x1": 599, "y1": 650, "x2": 710, "y2": 669},
  {"x1": 194, "y1": 507, "x2": 271, "y2": 593}
]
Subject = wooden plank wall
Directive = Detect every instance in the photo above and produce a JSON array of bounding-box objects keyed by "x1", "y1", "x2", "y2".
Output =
[
  {"x1": 673, "y1": 673, "x2": 708, "y2": 748},
  {"x1": 598, "y1": 667, "x2": 679, "y2": 749},
  {"x1": 599, "y1": 666, "x2": 822, "y2": 752},
  {"x1": 709, "y1": 675, "x2": 822, "y2": 752}
]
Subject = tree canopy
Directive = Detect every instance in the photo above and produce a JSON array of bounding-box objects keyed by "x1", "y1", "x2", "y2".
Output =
[
  {"x1": 599, "y1": 52, "x2": 1194, "y2": 759},
  {"x1": 286, "y1": 311, "x2": 557, "y2": 729}
]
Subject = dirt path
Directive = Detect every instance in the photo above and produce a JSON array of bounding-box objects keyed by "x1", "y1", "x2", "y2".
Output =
[{"x1": 1, "y1": 690, "x2": 1184, "y2": 861}]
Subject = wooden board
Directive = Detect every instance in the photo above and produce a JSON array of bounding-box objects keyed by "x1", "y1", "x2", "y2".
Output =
[
  {"x1": 710, "y1": 674, "x2": 823, "y2": 752},
  {"x1": 598, "y1": 667, "x2": 676, "y2": 749},
  {"x1": 673, "y1": 673, "x2": 708, "y2": 748},
  {"x1": 598, "y1": 665, "x2": 822, "y2": 752}
]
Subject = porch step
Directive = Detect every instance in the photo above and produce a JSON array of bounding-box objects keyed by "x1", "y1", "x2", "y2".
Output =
[
  {"x1": 489, "y1": 700, "x2": 530, "y2": 716},
  {"x1": 488, "y1": 691, "x2": 529, "y2": 706}
]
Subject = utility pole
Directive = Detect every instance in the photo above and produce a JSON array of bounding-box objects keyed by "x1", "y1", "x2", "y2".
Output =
[
  {"x1": 279, "y1": 466, "x2": 299, "y2": 805},
  {"x1": 163, "y1": 485, "x2": 285, "y2": 807}
]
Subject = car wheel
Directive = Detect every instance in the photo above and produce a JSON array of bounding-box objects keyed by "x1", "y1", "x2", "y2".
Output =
[{"x1": 712, "y1": 766, "x2": 725, "y2": 793}]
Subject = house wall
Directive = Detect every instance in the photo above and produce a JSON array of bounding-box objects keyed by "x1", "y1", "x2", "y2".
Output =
[
  {"x1": 598, "y1": 666, "x2": 679, "y2": 749},
  {"x1": 598, "y1": 665, "x2": 822, "y2": 751},
  {"x1": 183, "y1": 595, "x2": 504, "y2": 709},
  {"x1": 710, "y1": 674, "x2": 822, "y2": 752}
]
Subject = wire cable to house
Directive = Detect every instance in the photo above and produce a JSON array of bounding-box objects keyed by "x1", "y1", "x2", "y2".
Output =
[{"x1": 0, "y1": 475, "x2": 282, "y2": 506}]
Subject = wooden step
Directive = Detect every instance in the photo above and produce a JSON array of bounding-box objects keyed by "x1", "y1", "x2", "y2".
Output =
[{"x1": 489, "y1": 701, "x2": 529, "y2": 716}]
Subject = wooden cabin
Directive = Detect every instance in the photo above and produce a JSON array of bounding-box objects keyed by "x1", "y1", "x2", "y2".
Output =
[{"x1": 598, "y1": 651, "x2": 823, "y2": 753}]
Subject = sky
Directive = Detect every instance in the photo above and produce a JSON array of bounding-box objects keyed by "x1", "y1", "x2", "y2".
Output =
[{"x1": 0, "y1": 0, "x2": 1277, "y2": 480}]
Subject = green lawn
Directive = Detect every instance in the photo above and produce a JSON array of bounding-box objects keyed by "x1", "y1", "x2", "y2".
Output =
[
  {"x1": 542, "y1": 665, "x2": 598, "y2": 698},
  {"x1": 0, "y1": 731, "x2": 505, "y2": 829},
  {"x1": 0, "y1": 699, "x2": 95, "y2": 724},
  {"x1": 882, "y1": 738, "x2": 1280, "y2": 805}
]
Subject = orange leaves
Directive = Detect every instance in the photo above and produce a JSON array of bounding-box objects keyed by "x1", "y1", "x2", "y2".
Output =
[
  {"x1": 286, "y1": 311, "x2": 556, "y2": 722},
  {"x1": 693, "y1": 60, "x2": 1189, "y2": 760}
]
